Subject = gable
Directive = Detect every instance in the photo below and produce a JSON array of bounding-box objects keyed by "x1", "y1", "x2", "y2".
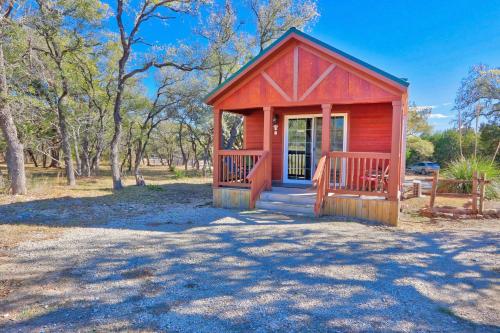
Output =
[{"x1": 206, "y1": 28, "x2": 408, "y2": 109}]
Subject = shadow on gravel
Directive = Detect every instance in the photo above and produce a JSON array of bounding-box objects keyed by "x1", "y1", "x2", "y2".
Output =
[{"x1": 1, "y1": 184, "x2": 499, "y2": 332}]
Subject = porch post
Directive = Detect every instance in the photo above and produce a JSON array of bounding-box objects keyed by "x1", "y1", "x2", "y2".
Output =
[
  {"x1": 213, "y1": 107, "x2": 222, "y2": 188},
  {"x1": 321, "y1": 104, "x2": 332, "y2": 187},
  {"x1": 321, "y1": 104, "x2": 332, "y2": 155},
  {"x1": 389, "y1": 100, "x2": 403, "y2": 200},
  {"x1": 263, "y1": 106, "x2": 273, "y2": 189}
]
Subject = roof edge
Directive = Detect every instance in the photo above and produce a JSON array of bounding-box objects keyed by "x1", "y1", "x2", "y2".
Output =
[
  {"x1": 291, "y1": 28, "x2": 410, "y2": 88},
  {"x1": 204, "y1": 28, "x2": 297, "y2": 104}
]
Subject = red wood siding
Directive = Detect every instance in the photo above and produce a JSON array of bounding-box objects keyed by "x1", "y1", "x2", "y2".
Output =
[
  {"x1": 243, "y1": 111, "x2": 263, "y2": 150},
  {"x1": 244, "y1": 103, "x2": 392, "y2": 181},
  {"x1": 348, "y1": 103, "x2": 392, "y2": 153}
]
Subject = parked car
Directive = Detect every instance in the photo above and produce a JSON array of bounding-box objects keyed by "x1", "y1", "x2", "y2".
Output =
[{"x1": 409, "y1": 161, "x2": 440, "y2": 175}]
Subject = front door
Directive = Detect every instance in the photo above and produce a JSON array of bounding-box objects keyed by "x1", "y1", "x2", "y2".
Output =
[
  {"x1": 284, "y1": 114, "x2": 346, "y2": 184},
  {"x1": 285, "y1": 118, "x2": 313, "y2": 183}
]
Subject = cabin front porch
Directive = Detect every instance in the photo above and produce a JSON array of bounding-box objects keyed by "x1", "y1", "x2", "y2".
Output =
[
  {"x1": 206, "y1": 28, "x2": 409, "y2": 225},
  {"x1": 212, "y1": 101, "x2": 403, "y2": 226}
]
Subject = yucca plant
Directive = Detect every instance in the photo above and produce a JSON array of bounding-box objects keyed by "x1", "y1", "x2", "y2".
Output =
[{"x1": 441, "y1": 157, "x2": 499, "y2": 199}]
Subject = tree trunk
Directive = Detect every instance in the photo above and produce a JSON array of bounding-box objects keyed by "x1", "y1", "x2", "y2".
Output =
[
  {"x1": 81, "y1": 109, "x2": 91, "y2": 177},
  {"x1": 110, "y1": 73, "x2": 125, "y2": 189},
  {"x1": 190, "y1": 140, "x2": 199, "y2": 170},
  {"x1": 27, "y1": 149, "x2": 38, "y2": 167},
  {"x1": 178, "y1": 123, "x2": 189, "y2": 171},
  {"x1": 132, "y1": 123, "x2": 158, "y2": 186},
  {"x1": 458, "y1": 109, "x2": 464, "y2": 158},
  {"x1": 91, "y1": 108, "x2": 105, "y2": 176},
  {"x1": 81, "y1": 136, "x2": 91, "y2": 177},
  {"x1": 224, "y1": 117, "x2": 243, "y2": 149},
  {"x1": 110, "y1": 102, "x2": 123, "y2": 188},
  {"x1": 42, "y1": 143, "x2": 47, "y2": 168},
  {"x1": 166, "y1": 149, "x2": 174, "y2": 171},
  {"x1": 56, "y1": 100, "x2": 76, "y2": 185},
  {"x1": 49, "y1": 146, "x2": 60, "y2": 168},
  {"x1": 73, "y1": 129, "x2": 82, "y2": 177},
  {"x1": 474, "y1": 104, "x2": 480, "y2": 159},
  {"x1": 133, "y1": 139, "x2": 143, "y2": 185},
  {"x1": 120, "y1": 149, "x2": 129, "y2": 173},
  {"x1": 0, "y1": 45, "x2": 26, "y2": 195}
]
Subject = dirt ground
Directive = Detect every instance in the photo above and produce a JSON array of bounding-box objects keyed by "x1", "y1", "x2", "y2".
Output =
[{"x1": 0, "y1": 166, "x2": 499, "y2": 332}]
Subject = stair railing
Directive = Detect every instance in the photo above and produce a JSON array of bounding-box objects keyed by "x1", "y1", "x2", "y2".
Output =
[
  {"x1": 246, "y1": 151, "x2": 270, "y2": 208},
  {"x1": 312, "y1": 155, "x2": 328, "y2": 216}
]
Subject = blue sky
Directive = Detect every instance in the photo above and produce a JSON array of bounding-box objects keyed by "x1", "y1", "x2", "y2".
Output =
[
  {"x1": 116, "y1": 0, "x2": 500, "y2": 131},
  {"x1": 311, "y1": 0, "x2": 500, "y2": 131}
]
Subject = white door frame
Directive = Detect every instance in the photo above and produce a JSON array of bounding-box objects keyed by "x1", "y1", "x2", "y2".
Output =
[{"x1": 283, "y1": 113, "x2": 348, "y2": 184}]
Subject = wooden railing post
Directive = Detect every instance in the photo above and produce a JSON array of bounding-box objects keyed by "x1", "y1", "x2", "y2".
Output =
[
  {"x1": 479, "y1": 172, "x2": 486, "y2": 214},
  {"x1": 472, "y1": 170, "x2": 478, "y2": 213},
  {"x1": 213, "y1": 108, "x2": 222, "y2": 188},
  {"x1": 430, "y1": 170, "x2": 439, "y2": 209},
  {"x1": 388, "y1": 100, "x2": 403, "y2": 200},
  {"x1": 263, "y1": 106, "x2": 273, "y2": 190}
]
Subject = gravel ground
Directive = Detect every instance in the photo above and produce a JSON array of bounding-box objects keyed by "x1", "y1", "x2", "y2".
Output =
[{"x1": 0, "y1": 192, "x2": 499, "y2": 332}]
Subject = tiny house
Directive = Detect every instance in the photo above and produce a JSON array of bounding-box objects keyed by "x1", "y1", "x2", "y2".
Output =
[{"x1": 205, "y1": 28, "x2": 408, "y2": 225}]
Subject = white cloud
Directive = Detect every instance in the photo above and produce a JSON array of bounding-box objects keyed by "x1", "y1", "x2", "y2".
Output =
[
  {"x1": 429, "y1": 113, "x2": 449, "y2": 119},
  {"x1": 412, "y1": 105, "x2": 435, "y2": 111}
]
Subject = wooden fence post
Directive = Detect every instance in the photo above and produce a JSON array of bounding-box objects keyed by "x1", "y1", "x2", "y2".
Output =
[
  {"x1": 479, "y1": 172, "x2": 486, "y2": 215},
  {"x1": 472, "y1": 171, "x2": 478, "y2": 214},
  {"x1": 430, "y1": 170, "x2": 439, "y2": 209},
  {"x1": 413, "y1": 180, "x2": 422, "y2": 198}
]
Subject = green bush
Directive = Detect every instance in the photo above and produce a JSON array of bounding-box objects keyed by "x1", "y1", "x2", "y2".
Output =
[
  {"x1": 441, "y1": 157, "x2": 499, "y2": 199},
  {"x1": 174, "y1": 169, "x2": 186, "y2": 179},
  {"x1": 146, "y1": 184, "x2": 163, "y2": 191}
]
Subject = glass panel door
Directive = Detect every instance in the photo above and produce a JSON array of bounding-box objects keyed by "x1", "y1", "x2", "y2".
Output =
[
  {"x1": 313, "y1": 116, "x2": 345, "y2": 185},
  {"x1": 313, "y1": 116, "x2": 345, "y2": 169},
  {"x1": 286, "y1": 118, "x2": 312, "y2": 181}
]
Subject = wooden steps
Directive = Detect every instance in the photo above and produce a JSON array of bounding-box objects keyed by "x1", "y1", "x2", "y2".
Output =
[{"x1": 256, "y1": 187, "x2": 316, "y2": 216}]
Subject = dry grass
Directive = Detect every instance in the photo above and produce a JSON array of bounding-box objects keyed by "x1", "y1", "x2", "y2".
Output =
[
  {"x1": 0, "y1": 164, "x2": 212, "y2": 248},
  {"x1": 0, "y1": 164, "x2": 497, "y2": 235},
  {"x1": 0, "y1": 224, "x2": 62, "y2": 251},
  {"x1": 0, "y1": 164, "x2": 212, "y2": 206}
]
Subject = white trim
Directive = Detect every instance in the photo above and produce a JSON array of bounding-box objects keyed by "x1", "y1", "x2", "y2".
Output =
[{"x1": 283, "y1": 113, "x2": 348, "y2": 184}]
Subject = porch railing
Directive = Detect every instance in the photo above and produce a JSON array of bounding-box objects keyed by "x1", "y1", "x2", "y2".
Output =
[
  {"x1": 328, "y1": 151, "x2": 391, "y2": 197},
  {"x1": 313, "y1": 151, "x2": 392, "y2": 215},
  {"x1": 218, "y1": 150, "x2": 264, "y2": 187},
  {"x1": 312, "y1": 155, "x2": 328, "y2": 216},
  {"x1": 247, "y1": 151, "x2": 270, "y2": 208}
]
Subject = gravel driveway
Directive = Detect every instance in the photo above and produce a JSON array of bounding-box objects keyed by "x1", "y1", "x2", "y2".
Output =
[{"x1": 1, "y1": 200, "x2": 499, "y2": 332}]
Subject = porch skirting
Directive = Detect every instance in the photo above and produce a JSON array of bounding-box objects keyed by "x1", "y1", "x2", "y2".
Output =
[
  {"x1": 213, "y1": 188, "x2": 251, "y2": 209},
  {"x1": 322, "y1": 195, "x2": 399, "y2": 226},
  {"x1": 212, "y1": 188, "x2": 400, "y2": 226}
]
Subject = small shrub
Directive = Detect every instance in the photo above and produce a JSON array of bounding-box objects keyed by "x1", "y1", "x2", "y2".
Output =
[
  {"x1": 146, "y1": 184, "x2": 163, "y2": 191},
  {"x1": 441, "y1": 157, "x2": 499, "y2": 199},
  {"x1": 174, "y1": 169, "x2": 186, "y2": 179},
  {"x1": 0, "y1": 174, "x2": 11, "y2": 194}
]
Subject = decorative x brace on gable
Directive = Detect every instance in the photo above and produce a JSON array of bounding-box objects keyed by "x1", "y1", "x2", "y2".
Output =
[{"x1": 260, "y1": 46, "x2": 337, "y2": 103}]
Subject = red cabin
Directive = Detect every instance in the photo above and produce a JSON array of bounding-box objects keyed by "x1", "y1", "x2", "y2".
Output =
[{"x1": 205, "y1": 28, "x2": 408, "y2": 225}]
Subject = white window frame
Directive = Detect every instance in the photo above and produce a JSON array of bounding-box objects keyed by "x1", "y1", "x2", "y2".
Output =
[{"x1": 283, "y1": 113, "x2": 348, "y2": 184}]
